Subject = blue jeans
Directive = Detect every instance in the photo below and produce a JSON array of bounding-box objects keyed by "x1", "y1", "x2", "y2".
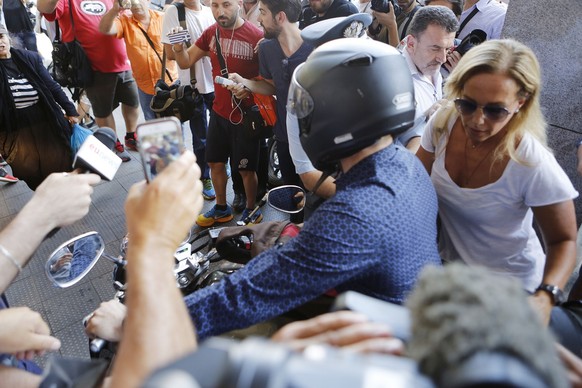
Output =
[
  {"x1": 137, "y1": 88, "x2": 156, "y2": 121},
  {"x1": 189, "y1": 92, "x2": 214, "y2": 180}
]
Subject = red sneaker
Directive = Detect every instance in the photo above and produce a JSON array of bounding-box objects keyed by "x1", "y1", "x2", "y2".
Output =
[
  {"x1": 0, "y1": 168, "x2": 18, "y2": 183},
  {"x1": 124, "y1": 132, "x2": 137, "y2": 151}
]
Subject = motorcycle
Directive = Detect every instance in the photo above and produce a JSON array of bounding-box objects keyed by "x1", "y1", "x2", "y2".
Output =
[{"x1": 45, "y1": 185, "x2": 306, "y2": 359}]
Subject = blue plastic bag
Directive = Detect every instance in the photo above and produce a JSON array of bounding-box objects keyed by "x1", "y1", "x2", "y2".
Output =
[{"x1": 70, "y1": 123, "x2": 93, "y2": 155}]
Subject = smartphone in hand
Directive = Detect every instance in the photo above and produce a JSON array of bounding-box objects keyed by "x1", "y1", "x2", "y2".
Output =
[{"x1": 136, "y1": 117, "x2": 184, "y2": 183}]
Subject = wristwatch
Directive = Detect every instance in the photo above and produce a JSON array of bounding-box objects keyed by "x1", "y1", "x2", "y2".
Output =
[{"x1": 536, "y1": 284, "x2": 566, "y2": 305}]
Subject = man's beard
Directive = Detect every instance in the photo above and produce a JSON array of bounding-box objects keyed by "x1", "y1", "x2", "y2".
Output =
[
  {"x1": 217, "y1": 14, "x2": 237, "y2": 28},
  {"x1": 263, "y1": 24, "x2": 282, "y2": 39}
]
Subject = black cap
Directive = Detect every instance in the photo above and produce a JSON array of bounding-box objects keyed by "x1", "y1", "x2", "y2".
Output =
[{"x1": 301, "y1": 13, "x2": 373, "y2": 47}]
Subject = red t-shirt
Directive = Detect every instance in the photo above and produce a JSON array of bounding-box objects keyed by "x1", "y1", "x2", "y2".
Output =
[
  {"x1": 43, "y1": 0, "x2": 130, "y2": 73},
  {"x1": 196, "y1": 21, "x2": 263, "y2": 122}
]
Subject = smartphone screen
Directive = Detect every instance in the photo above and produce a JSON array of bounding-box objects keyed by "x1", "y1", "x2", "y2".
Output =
[{"x1": 136, "y1": 117, "x2": 184, "y2": 183}]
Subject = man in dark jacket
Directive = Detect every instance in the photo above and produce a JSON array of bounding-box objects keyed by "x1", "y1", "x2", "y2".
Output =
[{"x1": 298, "y1": 0, "x2": 358, "y2": 29}]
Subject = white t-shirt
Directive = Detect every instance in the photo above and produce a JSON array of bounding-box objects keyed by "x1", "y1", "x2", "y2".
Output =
[
  {"x1": 421, "y1": 113, "x2": 579, "y2": 291},
  {"x1": 161, "y1": 4, "x2": 215, "y2": 94},
  {"x1": 286, "y1": 111, "x2": 315, "y2": 175}
]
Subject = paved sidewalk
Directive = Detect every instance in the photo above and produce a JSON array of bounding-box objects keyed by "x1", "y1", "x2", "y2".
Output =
[{"x1": 0, "y1": 112, "x2": 286, "y2": 366}]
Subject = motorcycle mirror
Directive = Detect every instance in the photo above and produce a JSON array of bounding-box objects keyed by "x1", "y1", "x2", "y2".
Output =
[
  {"x1": 267, "y1": 185, "x2": 306, "y2": 214},
  {"x1": 45, "y1": 231, "x2": 105, "y2": 288}
]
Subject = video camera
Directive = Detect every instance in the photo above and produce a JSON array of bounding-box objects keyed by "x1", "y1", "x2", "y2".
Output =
[{"x1": 370, "y1": 0, "x2": 402, "y2": 16}]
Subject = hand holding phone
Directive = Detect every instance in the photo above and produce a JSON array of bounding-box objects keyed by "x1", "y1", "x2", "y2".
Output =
[
  {"x1": 214, "y1": 75, "x2": 236, "y2": 86},
  {"x1": 136, "y1": 117, "x2": 184, "y2": 183},
  {"x1": 167, "y1": 30, "x2": 191, "y2": 45}
]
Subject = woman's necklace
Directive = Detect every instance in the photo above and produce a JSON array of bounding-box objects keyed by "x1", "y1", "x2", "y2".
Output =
[{"x1": 463, "y1": 137, "x2": 496, "y2": 186}]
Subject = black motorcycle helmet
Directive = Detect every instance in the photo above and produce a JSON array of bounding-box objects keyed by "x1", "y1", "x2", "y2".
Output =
[{"x1": 288, "y1": 38, "x2": 416, "y2": 171}]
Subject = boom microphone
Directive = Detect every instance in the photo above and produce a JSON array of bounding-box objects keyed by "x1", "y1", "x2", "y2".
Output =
[
  {"x1": 73, "y1": 127, "x2": 122, "y2": 181},
  {"x1": 405, "y1": 264, "x2": 568, "y2": 388}
]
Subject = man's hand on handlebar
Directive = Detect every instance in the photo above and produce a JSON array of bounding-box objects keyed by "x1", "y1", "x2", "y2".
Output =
[{"x1": 85, "y1": 299, "x2": 127, "y2": 342}]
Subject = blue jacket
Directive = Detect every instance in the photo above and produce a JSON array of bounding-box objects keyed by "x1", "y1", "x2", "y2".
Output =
[{"x1": 186, "y1": 144, "x2": 442, "y2": 339}]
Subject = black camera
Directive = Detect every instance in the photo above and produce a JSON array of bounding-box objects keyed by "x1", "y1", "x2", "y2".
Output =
[
  {"x1": 370, "y1": 0, "x2": 402, "y2": 16},
  {"x1": 453, "y1": 29, "x2": 487, "y2": 56}
]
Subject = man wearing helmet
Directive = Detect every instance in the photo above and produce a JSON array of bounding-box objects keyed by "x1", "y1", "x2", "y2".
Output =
[
  {"x1": 182, "y1": 38, "x2": 441, "y2": 340},
  {"x1": 88, "y1": 38, "x2": 442, "y2": 345}
]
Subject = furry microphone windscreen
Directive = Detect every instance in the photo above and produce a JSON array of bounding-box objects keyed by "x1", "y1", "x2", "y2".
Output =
[{"x1": 405, "y1": 264, "x2": 567, "y2": 388}]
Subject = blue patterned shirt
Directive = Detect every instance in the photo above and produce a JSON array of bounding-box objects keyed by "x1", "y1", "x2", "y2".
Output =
[{"x1": 185, "y1": 144, "x2": 441, "y2": 339}]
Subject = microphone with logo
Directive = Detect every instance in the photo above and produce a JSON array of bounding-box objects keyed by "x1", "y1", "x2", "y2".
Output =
[
  {"x1": 46, "y1": 128, "x2": 123, "y2": 239},
  {"x1": 72, "y1": 127, "x2": 123, "y2": 180}
]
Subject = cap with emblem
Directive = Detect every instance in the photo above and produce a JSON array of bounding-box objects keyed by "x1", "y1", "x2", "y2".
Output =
[{"x1": 300, "y1": 13, "x2": 373, "y2": 47}]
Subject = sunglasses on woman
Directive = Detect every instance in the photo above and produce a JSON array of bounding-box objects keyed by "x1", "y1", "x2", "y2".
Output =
[{"x1": 454, "y1": 98, "x2": 515, "y2": 122}]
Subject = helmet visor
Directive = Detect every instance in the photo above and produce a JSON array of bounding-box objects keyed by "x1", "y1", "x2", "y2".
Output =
[{"x1": 286, "y1": 64, "x2": 314, "y2": 120}]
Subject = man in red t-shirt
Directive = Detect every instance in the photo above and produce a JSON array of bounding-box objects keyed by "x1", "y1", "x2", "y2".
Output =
[
  {"x1": 37, "y1": 0, "x2": 140, "y2": 161},
  {"x1": 172, "y1": 0, "x2": 264, "y2": 227}
]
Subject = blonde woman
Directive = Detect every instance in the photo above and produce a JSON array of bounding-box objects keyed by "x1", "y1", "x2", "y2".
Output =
[{"x1": 417, "y1": 39, "x2": 578, "y2": 324}]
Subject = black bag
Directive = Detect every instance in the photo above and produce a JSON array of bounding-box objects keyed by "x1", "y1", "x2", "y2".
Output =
[
  {"x1": 150, "y1": 79, "x2": 203, "y2": 123},
  {"x1": 51, "y1": 1, "x2": 93, "y2": 89},
  {"x1": 51, "y1": 38, "x2": 93, "y2": 88},
  {"x1": 149, "y1": 2, "x2": 203, "y2": 123},
  {"x1": 242, "y1": 104, "x2": 274, "y2": 139}
]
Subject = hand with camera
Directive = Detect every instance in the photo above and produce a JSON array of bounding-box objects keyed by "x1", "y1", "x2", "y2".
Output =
[{"x1": 371, "y1": 2, "x2": 398, "y2": 47}]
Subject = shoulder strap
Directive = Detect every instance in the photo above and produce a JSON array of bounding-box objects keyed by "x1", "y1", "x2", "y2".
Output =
[
  {"x1": 67, "y1": 0, "x2": 77, "y2": 40},
  {"x1": 214, "y1": 27, "x2": 228, "y2": 76},
  {"x1": 54, "y1": 19, "x2": 61, "y2": 41},
  {"x1": 138, "y1": 25, "x2": 173, "y2": 83},
  {"x1": 399, "y1": 4, "x2": 420, "y2": 41},
  {"x1": 174, "y1": 3, "x2": 197, "y2": 86},
  {"x1": 456, "y1": 6, "x2": 480, "y2": 38}
]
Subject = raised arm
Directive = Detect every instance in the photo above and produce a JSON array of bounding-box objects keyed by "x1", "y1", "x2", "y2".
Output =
[
  {"x1": 172, "y1": 38, "x2": 207, "y2": 70},
  {"x1": 37, "y1": 0, "x2": 59, "y2": 15},
  {"x1": 110, "y1": 151, "x2": 202, "y2": 387},
  {"x1": 98, "y1": 0, "x2": 121, "y2": 35}
]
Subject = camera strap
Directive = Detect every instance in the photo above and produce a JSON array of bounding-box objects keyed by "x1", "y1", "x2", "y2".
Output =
[
  {"x1": 456, "y1": 2, "x2": 485, "y2": 38},
  {"x1": 399, "y1": 3, "x2": 421, "y2": 41},
  {"x1": 138, "y1": 26, "x2": 174, "y2": 83}
]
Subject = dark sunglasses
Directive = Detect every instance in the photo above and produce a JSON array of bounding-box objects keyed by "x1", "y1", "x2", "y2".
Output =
[{"x1": 454, "y1": 98, "x2": 514, "y2": 122}]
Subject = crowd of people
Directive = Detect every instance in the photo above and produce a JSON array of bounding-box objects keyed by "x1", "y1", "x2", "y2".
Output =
[{"x1": 3, "y1": 0, "x2": 582, "y2": 386}]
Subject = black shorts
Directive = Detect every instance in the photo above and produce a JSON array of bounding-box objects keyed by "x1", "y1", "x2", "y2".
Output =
[
  {"x1": 206, "y1": 112, "x2": 260, "y2": 171},
  {"x1": 85, "y1": 70, "x2": 139, "y2": 118}
]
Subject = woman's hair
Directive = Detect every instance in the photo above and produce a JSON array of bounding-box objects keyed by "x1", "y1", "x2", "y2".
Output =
[{"x1": 432, "y1": 39, "x2": 547, "y2": 164}]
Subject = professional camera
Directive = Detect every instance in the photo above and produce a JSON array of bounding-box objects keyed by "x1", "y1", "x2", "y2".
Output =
[
  {"x1": 453, "y1": 29, "x2": 487, "y2": 56},
  {"x1": 145, "y1": 337, "x2": 435, "y2": 388},
  {"x1": 370, "y1": 0, "x2": 402, "y2": 16}
]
